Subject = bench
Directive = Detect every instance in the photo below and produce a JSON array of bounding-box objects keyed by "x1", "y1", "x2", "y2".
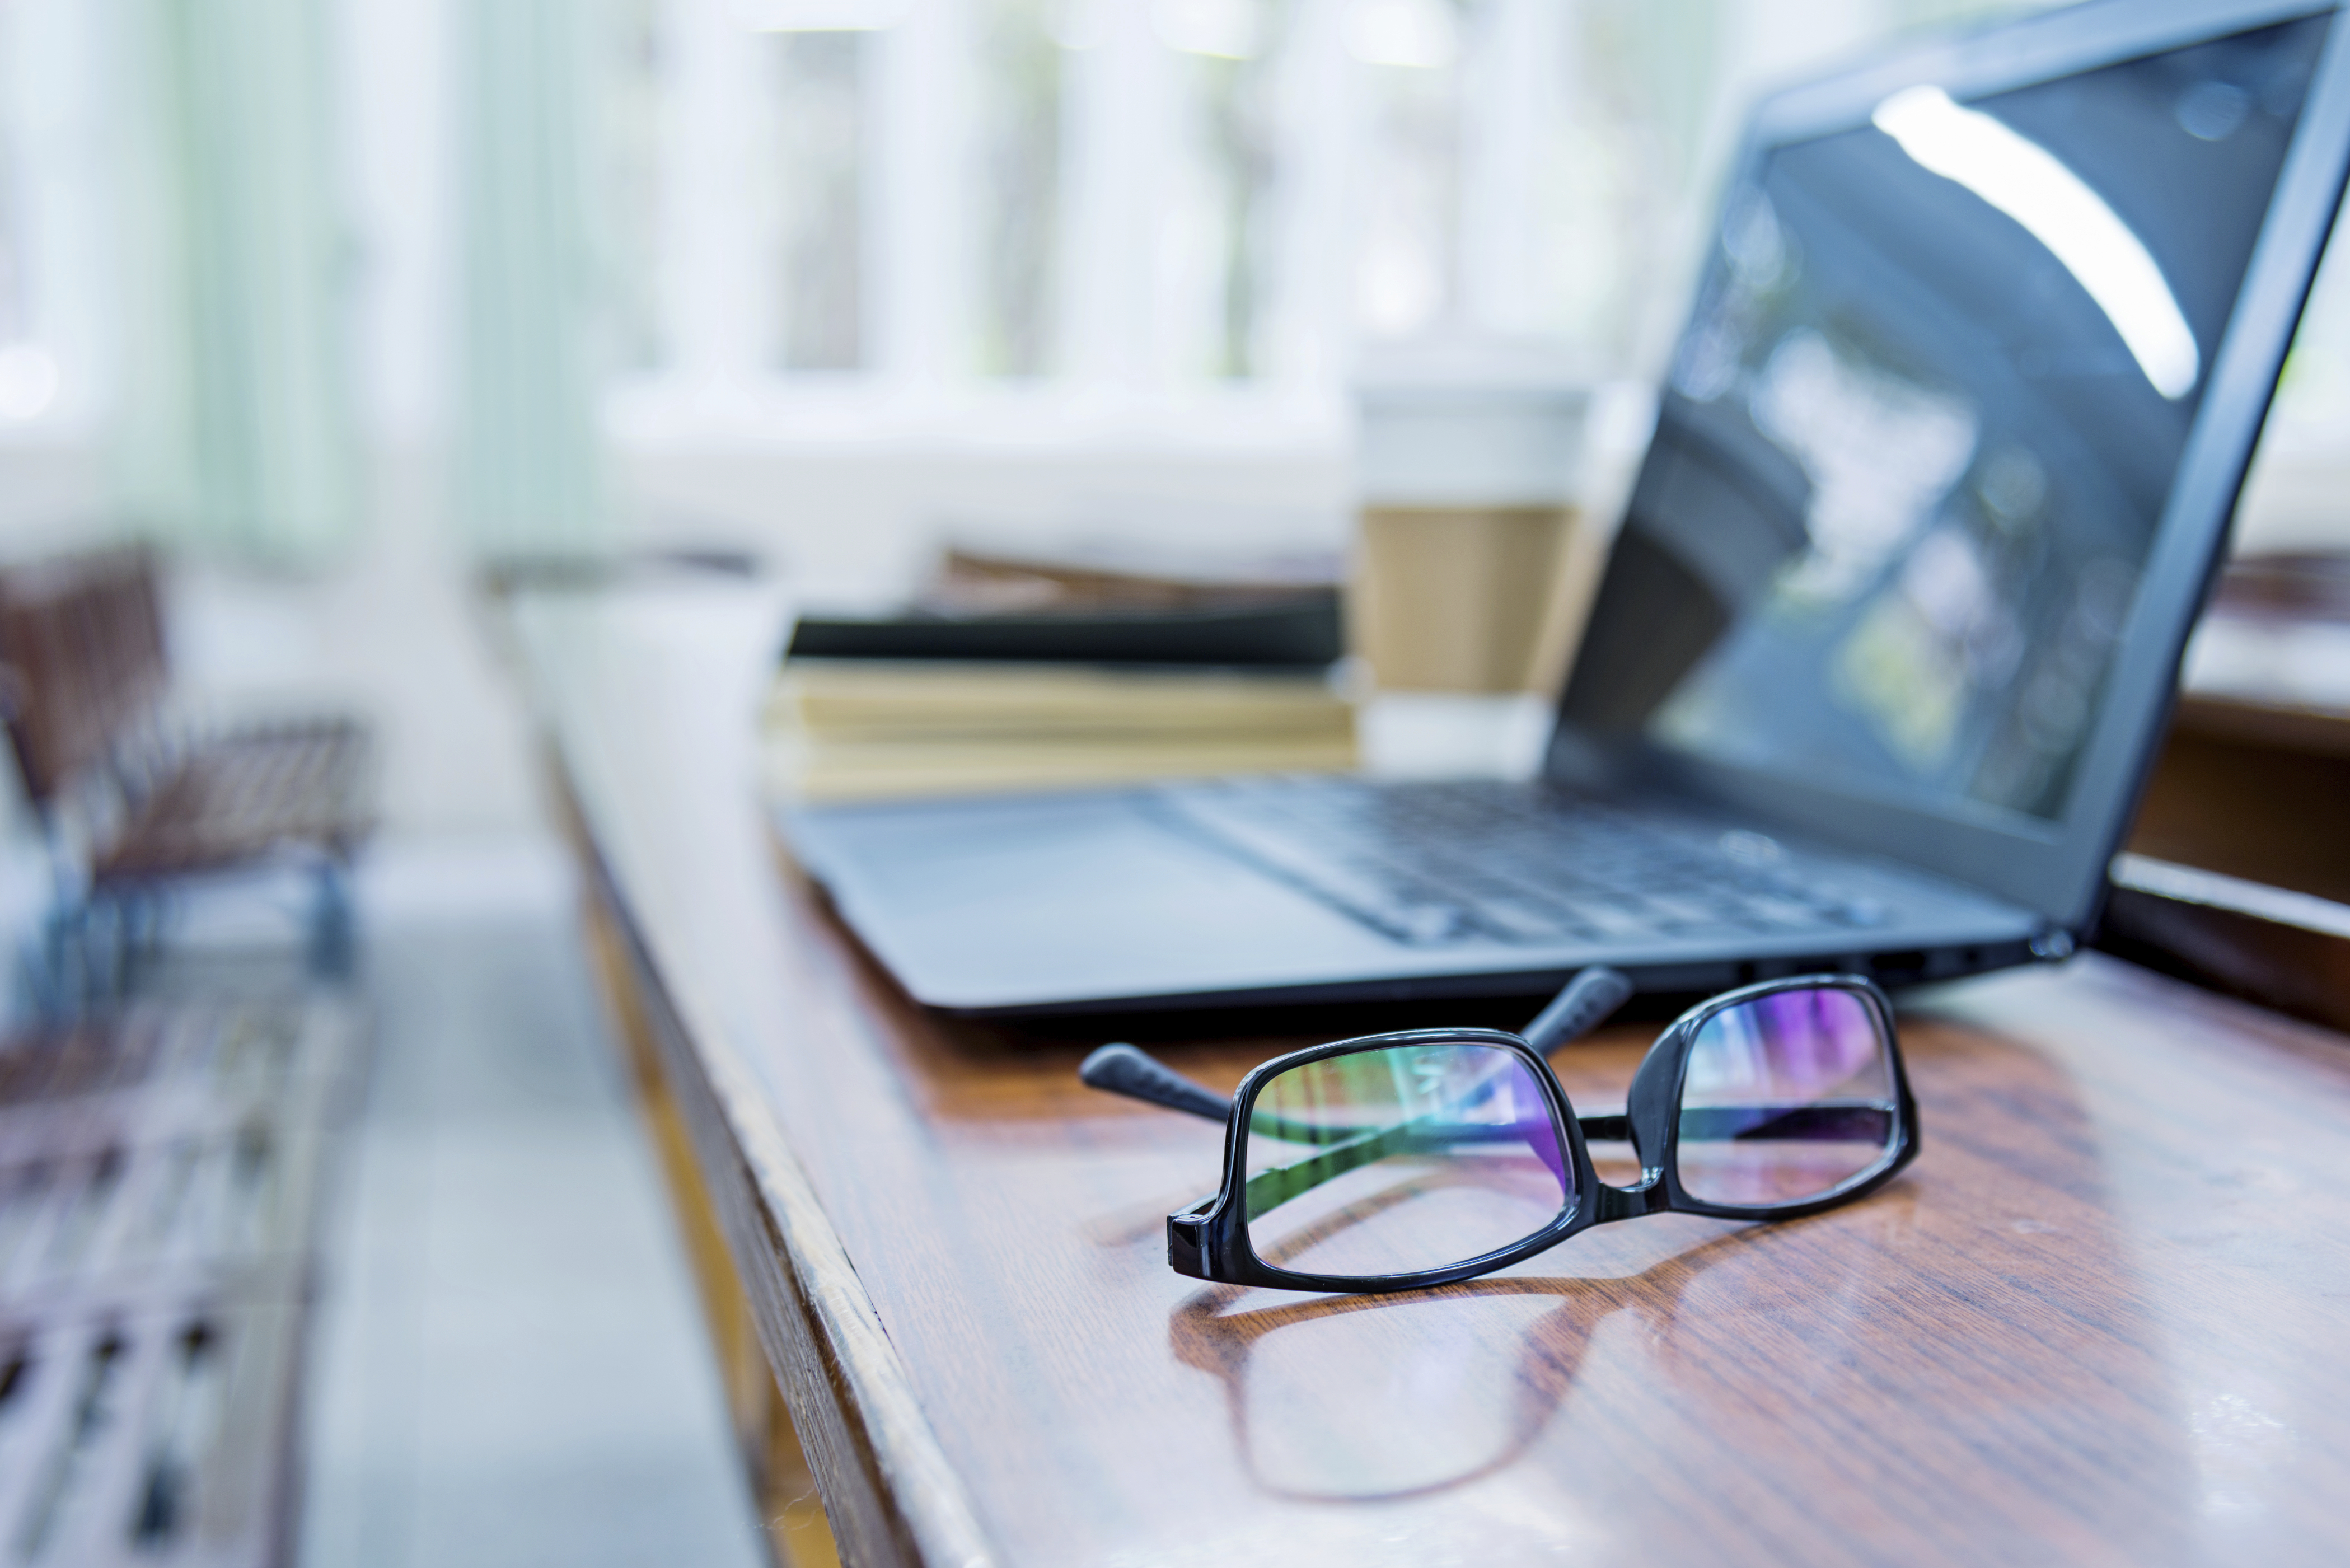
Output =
[{"x1": 0, "y1": 546, "x2": 373, "y2": 992}]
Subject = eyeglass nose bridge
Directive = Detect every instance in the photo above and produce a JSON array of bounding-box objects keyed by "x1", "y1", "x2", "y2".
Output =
[
  {"x1": 1590, "y1": 1172, "x2": 1671, "y2": 1223},
  {"x1": 1577, "y1": 1010, "x2": 1699, "y2": 1226}
]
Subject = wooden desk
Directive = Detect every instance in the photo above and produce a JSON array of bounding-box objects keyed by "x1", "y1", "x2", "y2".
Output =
[{"x1": 514, "y1": 583, "x2": 2350, "y2": 1568}]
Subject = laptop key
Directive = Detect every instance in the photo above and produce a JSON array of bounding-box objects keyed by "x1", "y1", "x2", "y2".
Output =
[
  {"x1": 1649, "y1": 920, "x2": 1757, "y2": 940},
  {"x1": 1153, "y1": 779, "x2": 1862, "y2": 949},
  {"x1": 1472, "y1": 900, "x2": 1591, "y2": 944},
  {"x1": 1368, "y1": 900, "x2": 1474, "y2": 944},
  {"x1": 1570, "y1": 905, "x2": 1655, "y2": 940}
]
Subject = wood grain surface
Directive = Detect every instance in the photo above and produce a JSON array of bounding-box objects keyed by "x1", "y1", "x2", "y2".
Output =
[{"x1": 514, "y1": 583, "x2": 2350, "y2": 1568}]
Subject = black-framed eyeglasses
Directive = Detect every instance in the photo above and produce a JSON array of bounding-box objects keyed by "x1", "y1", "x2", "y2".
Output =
[{"x1": 1081, "y1": 968, "x2": 1918, "y2": 1294}]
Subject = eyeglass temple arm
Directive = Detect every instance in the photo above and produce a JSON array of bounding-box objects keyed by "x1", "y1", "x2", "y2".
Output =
[
  {"x1": 1077, "y1": 1042, "x2": 1233, "y2": 1122},
  {"x1": 1521, "y1": 966, "x2": 1635, "y2": 1055},
  {"x1": 1079, "y1": 966, "x2": 1637, "y2": 1125}
]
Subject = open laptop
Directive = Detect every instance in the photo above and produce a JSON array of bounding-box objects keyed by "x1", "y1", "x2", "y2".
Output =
[{"x1": 785, "y1": 0, "x2": 2350, "y2": 1018}]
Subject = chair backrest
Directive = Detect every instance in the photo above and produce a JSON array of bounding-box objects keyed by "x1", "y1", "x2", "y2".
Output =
[{"x1": 0, "y1": 547, "x2": 171, "y2": 806}]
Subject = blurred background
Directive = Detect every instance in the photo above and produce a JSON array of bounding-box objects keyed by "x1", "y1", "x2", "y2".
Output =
[
  {"x1": 0, "y1": 0, "x2": 2339, "y2": 853},
  {"x1": 1, "y1": 1, "x2": 2347, "y2": 1564}
]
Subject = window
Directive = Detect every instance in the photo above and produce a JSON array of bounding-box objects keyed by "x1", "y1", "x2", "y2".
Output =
[
  {"x1": 971, "y1": 0, "x2": 1064, "y2": 376},
  {"x1": 612, "y1": 0, "x2": 2098, "y2": 438},
  {"x1": 765, "y1": 27, "x2": 873, "y2": 371},
  {"x1": 1352, "y1": 2, "x2": 1464, "y2": 338},
  {"x1": 606, "y1": 0, "x2": 673, "y2": 372}
]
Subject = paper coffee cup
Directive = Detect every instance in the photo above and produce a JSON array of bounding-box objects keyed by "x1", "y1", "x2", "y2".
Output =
[{"x1": 1352, "y1": 350, "x2": 1594, "y2": 694}]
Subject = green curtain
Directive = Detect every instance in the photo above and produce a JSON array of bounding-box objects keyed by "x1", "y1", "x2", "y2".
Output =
[
  {"x1": 453, "y1": 0, "x2": 608, "y2": 559},
  {"x1": 112, "y1": 0, "x2": 358, "y2": 565}
]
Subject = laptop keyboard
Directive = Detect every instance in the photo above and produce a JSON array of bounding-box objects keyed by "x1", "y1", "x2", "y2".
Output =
[{"x1": 1148, "y1": 777, "x2": 1890, "y2": 947}]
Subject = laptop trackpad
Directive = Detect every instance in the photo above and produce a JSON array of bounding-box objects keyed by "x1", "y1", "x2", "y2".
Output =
[{"x1": 787, "y1": 792, "x2": 1402, "y2": 1010}]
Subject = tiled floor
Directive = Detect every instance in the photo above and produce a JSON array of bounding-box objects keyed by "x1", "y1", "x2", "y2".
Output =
[{"x1": 296, "y1": 838, "x2": 766, "y2": 1568}]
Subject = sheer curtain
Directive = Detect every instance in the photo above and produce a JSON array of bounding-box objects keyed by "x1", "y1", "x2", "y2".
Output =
[
  {"x1": 111, "y1": 0, "x2": 358, "y2": 564},
  {"x1": 452, "y1": 0, "x2": 609, "y2": 558}
]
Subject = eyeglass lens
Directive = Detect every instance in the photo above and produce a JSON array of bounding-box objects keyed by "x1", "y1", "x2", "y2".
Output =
[
  {"x1": 1674, "y1": 987, "x2": 1900, "y2": 1209},
  {"x1": 1243, "y1": 1043, "x2": 1572, "y2": 1280}
]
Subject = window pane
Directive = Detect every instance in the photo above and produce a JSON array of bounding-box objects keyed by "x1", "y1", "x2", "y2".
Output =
[
  {"x1": 2276, "y1": 216, "x2": 2350, "y2": 428},
  {"x1": 1354, "y1": 0, "x2": 1467, "y2": 338},
  {"x1": 972, "y1": 0, "x2": 1064, "y2": 377},
  {"x1": 1161, "y1": 0, "x2": 1293, "y2": 378},
  {"x1": 605, "y1": 0, "x2": 670, "y2": 372},
  {"x1": 1536, "y1": 0, "x2": 1720, "y2": 363},
  {"x1": 766, "y1": 29, "x2": 869, "y2": 371}
]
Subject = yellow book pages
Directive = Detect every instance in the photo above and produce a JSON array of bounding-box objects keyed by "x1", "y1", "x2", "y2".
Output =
[
  {"x1": 770, "y1": 661, "x2": 1356, "y2": 739},
  {"x1": 762, "y1": 731, "x2": 1360, "y2": 802}
]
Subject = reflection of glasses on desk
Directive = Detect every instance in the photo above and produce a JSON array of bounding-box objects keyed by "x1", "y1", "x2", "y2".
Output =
[
  {"x1": 1082, "y1": 968, "x2": 1918, "y2": 1294},
  {"x1": 1168, "y1": 1223, "x2": 1778, "y2": 1502}
]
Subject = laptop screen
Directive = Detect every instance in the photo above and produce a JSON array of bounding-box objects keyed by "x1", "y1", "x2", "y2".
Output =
[{"x1": 1557, "y1": 13, "x2": 2332, "y2": 825}]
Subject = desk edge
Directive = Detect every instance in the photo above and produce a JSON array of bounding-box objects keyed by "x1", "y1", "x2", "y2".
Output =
[{"x1": 564, "y1": 781, "x2": 1002, "y2": 1568}]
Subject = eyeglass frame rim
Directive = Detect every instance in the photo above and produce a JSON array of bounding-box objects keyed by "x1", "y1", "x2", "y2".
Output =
[{"x1": 1166, "y1": 972, "x2": 1920, "y2": 1295}]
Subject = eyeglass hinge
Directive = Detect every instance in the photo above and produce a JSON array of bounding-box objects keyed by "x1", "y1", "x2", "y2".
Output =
[{"x1": 1167, "y1": 1212, "x2": 1210, "y2": 1279}]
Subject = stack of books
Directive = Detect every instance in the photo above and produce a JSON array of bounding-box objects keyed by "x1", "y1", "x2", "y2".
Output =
[{"x1": 764, "y1": 544, "x2": 1358, "y2": 802}]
